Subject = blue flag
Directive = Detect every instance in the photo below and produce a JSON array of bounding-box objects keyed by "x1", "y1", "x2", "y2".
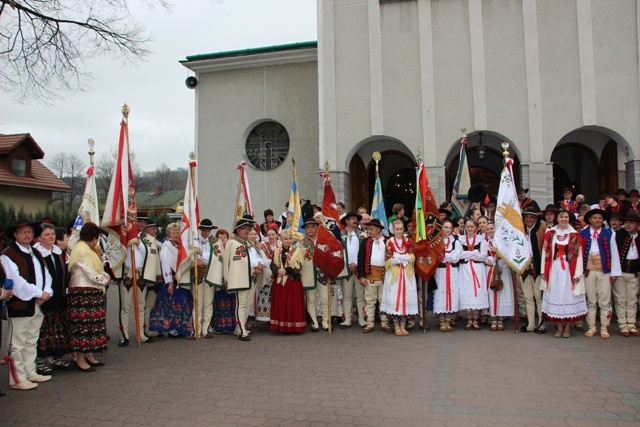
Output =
[
  {"x1": 371, "y1": 175, "x2": 388, "y2": 236},
  {"x1": 285, "y1": 162, "x2": 305, "y2": 241}
]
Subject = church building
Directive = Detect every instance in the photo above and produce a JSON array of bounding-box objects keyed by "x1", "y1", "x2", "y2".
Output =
[{"x1": 182, "y1": 0, "x2": 640, "y2": 226}]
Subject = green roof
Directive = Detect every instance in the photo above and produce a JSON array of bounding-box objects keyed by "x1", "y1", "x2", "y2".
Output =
[
  {"x1": 136, "y1": 190, "x2": 183, "y2": 210},
  {"x1": 182, "y1": 41, "x2": 317, "y2": 63}
]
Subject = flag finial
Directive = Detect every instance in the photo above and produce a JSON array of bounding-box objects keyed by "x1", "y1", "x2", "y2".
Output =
[
  {"x1": 121, "y1": 103, "x2": 130, "y2": 118},
  {"x1": 88, "y1": 138, "x2": 95, "y2": 165},
  {"x1": 189, "y1": 151, "x2": 196, "y2": 161},
  {"x1": 373, "y1": 151, "x2": 381, "y2": 177},
  {"x1": 292, "y1": 157, "x2": 296, "y2": 168},
  {"x1": 416, "y1": 148, "x2": 423, "y2": 165},
  {"x1": 324, "y1": 159, "x2": 330, "y2": 173},
  {"x1": 502, "y1": 141, "x2": 510, "y2": 159}
]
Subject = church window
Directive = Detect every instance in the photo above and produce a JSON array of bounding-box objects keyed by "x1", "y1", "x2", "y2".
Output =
[{"x1": 245, "y1": 121, "x2": 290, "y2": 171}]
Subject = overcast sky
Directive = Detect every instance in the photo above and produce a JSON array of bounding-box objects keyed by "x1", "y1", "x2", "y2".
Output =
[{"x1": 0, "y1": 0, "x2": 317, "y2": 171}]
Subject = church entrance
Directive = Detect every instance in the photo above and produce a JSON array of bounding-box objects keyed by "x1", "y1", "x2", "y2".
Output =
[
  {"x1": 444, "y1": 131, "x2": 521, "y2": 203},
  {"x1": 551, "y1": 126, "x2": 630, "y2": 204},
  {"x1": 347, "y1": 137, "x2": 416, "y2": 218}
]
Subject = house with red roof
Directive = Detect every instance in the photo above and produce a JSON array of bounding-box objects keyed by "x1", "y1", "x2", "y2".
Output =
[{"x1": 0, "y1": 133, "x2": 71, "y2": 213}]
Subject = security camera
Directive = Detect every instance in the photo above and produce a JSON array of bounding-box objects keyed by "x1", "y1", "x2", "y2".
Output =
[{"x1": 185, "y1": 76, "x2": 198, "y2": 89}]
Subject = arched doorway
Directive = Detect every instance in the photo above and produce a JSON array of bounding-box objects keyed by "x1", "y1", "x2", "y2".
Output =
[
  {"x1": 346, "y1": 137, "x2": 416, "y2": 217},
  {"x1": 367, "y1": 152, "x2": 416, "y2": 218},
  {"x1": 444, "y1": 131, "x2": 521, "y2": 202},
  {"x1": 551, "y1": 127, "x2": 632, "y2": 203}
]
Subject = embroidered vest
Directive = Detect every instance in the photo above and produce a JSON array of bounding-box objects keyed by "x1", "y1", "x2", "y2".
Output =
[
  {"x1": 579, "y1": 227, "x2": 612, "y2": 273},
  {"x1": 2, "y1": 243, "x2": 46, "y2": 318},
  {"x1": 40, "y1": 250, "x2": 67, "y2": 311}
]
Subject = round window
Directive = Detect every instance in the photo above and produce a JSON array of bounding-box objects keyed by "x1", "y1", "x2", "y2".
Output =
[{"x1": 245, "y1": 121, "x2": 290, "y2": 170}]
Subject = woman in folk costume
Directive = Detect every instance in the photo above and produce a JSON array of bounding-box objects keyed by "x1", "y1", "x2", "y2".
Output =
[
  {"x1": 458, "y1": 218, "x2": 490, "y2": 330},
  {"x1": 209, "y1": 229, "x2": 237, "y2": 333},
  {"x1": 149, "y1": 223, "x2": 194, "y2": 337},
  {"x1": 540, "y1": 209, "x2": 587, "y2": 338},
  {"x1": 247, "y1": 228, "x2": 272, "y2": 326},
  {"x1": 380, "y1": 219, "x2": 418, "y2": 336},
  {"x1": 269, "y1": 229, "x2": 307, "y2": 333},
  {"x1": 433, "y1": 219, "x2": 462, "y2": 332},
  {"x1": 485, "y1": 223, "x2": 515, "y2": 331},
  {"x1": 33, "y1": 224, "x2": 69, "y2": 375},
  {"x1": 66, "y1": 222, "x2": 111, "y2": 371}
]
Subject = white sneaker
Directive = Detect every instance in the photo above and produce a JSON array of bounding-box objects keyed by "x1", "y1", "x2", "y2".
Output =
[
  {"x1": 27, "y1": 374, "x2": 52, "y2": 383},
  {"x1": 11, "y1": 380, "x2": 38, "y2": 390}
]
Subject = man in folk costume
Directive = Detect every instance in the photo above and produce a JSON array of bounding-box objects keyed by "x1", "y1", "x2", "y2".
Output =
[
  {"x1": 615, "y1": 188, "x2": 631, "y2": 211},
  {"x1": 627, "y1": 189, "x2": 640, "y2": 211},
  {"x1": 140, "y1": 222, "x2": 163, "y2": 338},
  {"x1": 520, "y1": 207, "x2": 547, "y2": 333},
  {"x1": 0, "y1": 220, "x2": 53, "y2": 390},
  {"x1": 517, "y1": 187, "x2": 541, "y2": 213},
  {"x1": 357, "y1": 218, "x2": 390, "y2": 333},
  {"x1": 606, "y1": 194, "x2": 629, "y2": 218},
  {"x1": 612, "y1": 211, "x2": 640, "y2": 336},
  {"x1": 557, "y1": 188, "x2": 579, "y2": 214},
  {"x1": 579, "y1": 208, "x2": 621, "y2": 338},
  {"x1": 223, "y1": 215, "x2": 262, "y2": 341},
  {"x1": 339, "y1": 212, "x2": 366, "y2": 328},
  {"x1": 118, "y1": 214, "x2": 154, "y2": 347},
  {"x1": 194, "y1": 219, "x2": 218, "y2": 338}
]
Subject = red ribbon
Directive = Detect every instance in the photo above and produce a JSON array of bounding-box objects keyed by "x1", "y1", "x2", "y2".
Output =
[
  {"x1": 395, "y1": 264, "x2": 407, "y2": 314},
  {"x1": 470, "y1": 260, "x2": 480, "y2": 297},
  {"x1": 445, "y1": 263, "x2": 452, "y2": 312}
]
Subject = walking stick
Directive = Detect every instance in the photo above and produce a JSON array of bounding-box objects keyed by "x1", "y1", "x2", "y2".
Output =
[
  {"x1": 193, "y1": 253, "x2": 199, "y2": 340},
  {"x1": 327, "y1": 280, "x2": 332, "y2": 334},
  {"x1": 421, "y1": 278, "x2": 427, "y2": 334},
  {"x1": 512, "y1": 270, "x2": 519, "y2": 334},
  {"x1": 130, "y1": 246, "x2": 142, "y2": 347}
]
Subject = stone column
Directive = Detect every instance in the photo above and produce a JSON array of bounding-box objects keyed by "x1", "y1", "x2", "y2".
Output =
[
  {"x1": 625, "y1": 160, "x2": 640, "y2": 191},
  {"x1": 425, "y1": 166, "x2": 448, "y2": 206},
  {"x1": 520, "y1": 162, "x2": 554, "y2": 208}
]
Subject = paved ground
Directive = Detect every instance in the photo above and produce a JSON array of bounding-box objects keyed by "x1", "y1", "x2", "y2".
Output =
[{"x1": 1, "y1": 286, "x2": 639, "y2": 426}]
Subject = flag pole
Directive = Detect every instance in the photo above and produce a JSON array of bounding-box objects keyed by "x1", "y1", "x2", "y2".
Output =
[
  {"x1": 190, "y1": 152, "x2": 200, "y2": 340},
  {"x1": 324, "y1": 160, "x2": 332, "y2": 335},
  {"x1": 234, "y1": 164, "x2": 243, "y2": 228},
  {"x1": 88, "y1": 138, "x2": 107, "y2": 354},
  {"x1": 123, "y1": 103, "x2": 142, "y2": 348},
  {"x1": 416, "y1": 151, "x2": 427, "y2": 335},
  {"x1": 89, "y1": 138, "x2": 107, "y2": 354}
]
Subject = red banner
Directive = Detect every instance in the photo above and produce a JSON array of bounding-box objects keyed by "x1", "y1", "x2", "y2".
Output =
[
  {"x1": 412, "y1": 163, "x2": 444, "y2": 281},
  {"x1": 101, "y1": 120, "x2": 139, "y2": 248},
  {"x1": 313, "y1": 173, "x2": 345, "y2": 279}
]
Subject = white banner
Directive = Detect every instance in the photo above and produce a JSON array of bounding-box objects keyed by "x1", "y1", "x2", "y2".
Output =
[
  {"x1": 494, "y1": 158, "x2": 532, "y2": 274},
  {"x1": 69, "y1": 165, "x2": 100, "y2": 250}
]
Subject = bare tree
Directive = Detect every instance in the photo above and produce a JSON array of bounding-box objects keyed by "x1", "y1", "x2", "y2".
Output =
[
  {"x1": 48, "y1": 151, "x2": 86, "y2": 211},
  {"x1": 154, "y1": 162, "x2": 174, "y2": 191},
  {"x1": 0, "y1": 0, "x2": 171, "y2": 103}
]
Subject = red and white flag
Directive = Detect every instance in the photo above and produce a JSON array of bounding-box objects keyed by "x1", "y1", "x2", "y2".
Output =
[
  {"x1": 233, "y1": 161, "x2": 253, "y2": 227},
  {"x1": 177, "y1": 159, "x2": 200, "y2": 283},
  {"x1": 101, "y1": 120, "x2": 139, "y2": 257}
]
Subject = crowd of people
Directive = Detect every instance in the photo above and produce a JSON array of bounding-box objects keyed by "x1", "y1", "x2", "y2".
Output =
[{"x1": 1, "y1": 185, "x2": 639, "y2": 396}]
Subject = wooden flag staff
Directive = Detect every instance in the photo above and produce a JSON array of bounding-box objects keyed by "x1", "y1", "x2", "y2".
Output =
[{"x1": 123, "y1": 103, "x2": 142, "y2": 348}]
